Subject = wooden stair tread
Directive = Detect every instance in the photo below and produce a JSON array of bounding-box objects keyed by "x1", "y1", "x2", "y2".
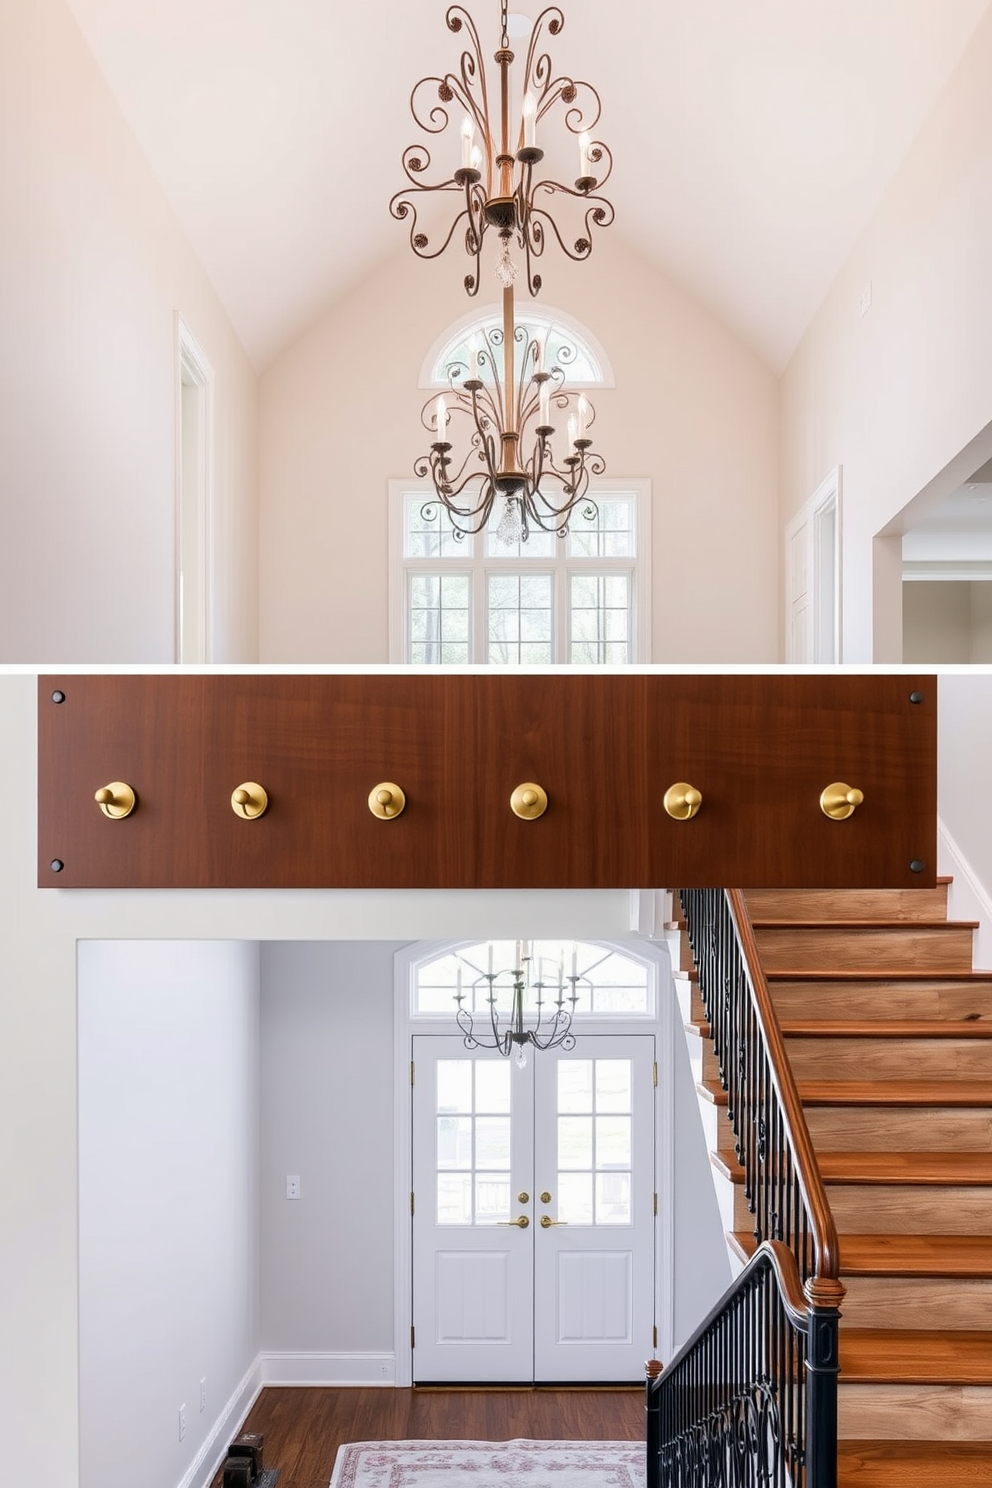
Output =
[
  {"x1": 712, "y1": 1151, "x2": 992, "y2": 1184},
  {"x1": 799, "y1": 1079, "x2": 992, "y2": 1108},
  {"x1": 750, "y1": 919, "x2": 979, "y2": 930},
  {"x1": 837, "y1": 1441, "x2": 992, "y2": 1485},
  {"x1": 838, "y1": 1234, "x2": 992, "y2": 1276},
  {"x1": 781, "y1": 1020, "x2": 992, "y2": 1038},
  {"x1": 820, "y1": 1151, "x2": 992, "y2": 1184},
  {"x1": 695, "y1": 1079, "x2": 727, "y2": 1106},
  {"x1": 839, "y1": 1329, "x2": 992, "y2": 1384},
  {"x1": 765, "y1": 971, "x2": 992, "y2": 983}
]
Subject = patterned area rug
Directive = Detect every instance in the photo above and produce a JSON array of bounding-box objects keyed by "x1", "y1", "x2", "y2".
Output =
[{"x1": 329, "y1": 1439, "x2": 645, "y2": 1488}]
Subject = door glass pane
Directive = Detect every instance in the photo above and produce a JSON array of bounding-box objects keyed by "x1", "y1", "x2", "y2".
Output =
[
  {"x1": 437, "y1": 1060, "x2": 473, "y2": 1113},
  {"x1": 558, "y1": 1171, "x2": 594, "y2": 1226},
  {"x1": 556, "y1": 1057, "x2": 634, "y2": 1226},
  {"x1": 436, "y1": 1059, "x2": 514, "y2": 1224}
]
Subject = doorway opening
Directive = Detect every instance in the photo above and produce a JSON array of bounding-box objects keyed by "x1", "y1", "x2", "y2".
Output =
[{"x1": 175, "y1": 316, "x2": 214, "y2": 664}]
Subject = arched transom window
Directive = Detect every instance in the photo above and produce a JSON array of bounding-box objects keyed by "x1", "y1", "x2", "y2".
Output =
[
  {"x1": 412, "y1": 940, "x2": 654, "y2": 1019},
  {"x1": 425, "y1": 306, "x2": 610, "y2": 391}
]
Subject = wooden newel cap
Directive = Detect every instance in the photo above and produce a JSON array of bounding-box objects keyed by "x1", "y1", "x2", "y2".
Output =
[{"x1": 645, "y1": 1358, "x2": 664, "y2": 1379}]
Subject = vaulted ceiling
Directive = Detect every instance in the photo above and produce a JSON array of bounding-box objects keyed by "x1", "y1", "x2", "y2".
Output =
[{"x1": 64, "y1": 0, "x2": 991, "y2": 372}]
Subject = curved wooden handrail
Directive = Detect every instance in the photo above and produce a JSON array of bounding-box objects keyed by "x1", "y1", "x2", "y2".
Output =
[{"x1": 726, "y1": 888, "x2": 843, "y2": 1294}]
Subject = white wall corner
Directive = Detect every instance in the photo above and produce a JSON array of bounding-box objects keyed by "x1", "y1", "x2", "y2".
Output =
[
  {"x1": 937, "y1": 817, "x2": 992, "y2": 971},
  {"x1": 629, "y1": 889, "x2": 672, "y2": 937},
  {"x1": 176, "y1": 1355, "x2": 264, "y2": 1488},
  {"x1": 261, "y1": 1353, "x2": 397, "y2": 1387}
]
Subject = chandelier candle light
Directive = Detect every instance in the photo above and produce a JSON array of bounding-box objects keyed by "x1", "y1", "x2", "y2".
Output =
[
  {"x1": 390, "y1": 1, "x2": 614, "y2": 297},
  {"x1": 454, "y1": 941, "x2": 580, "y2": 1068}
]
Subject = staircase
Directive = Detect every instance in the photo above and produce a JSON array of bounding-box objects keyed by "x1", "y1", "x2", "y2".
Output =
[{"x1": 676, "y1": 880, "x2": 992, "y2": 1486}]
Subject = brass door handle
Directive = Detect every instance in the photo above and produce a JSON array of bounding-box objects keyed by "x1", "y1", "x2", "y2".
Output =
[
  {"x1": 497, "y1": 1215, "x2": 530, "y2": 1228},
  {"x1": 820, "y1": 783, "x2": 864, "y2": 820},
  {"x1": 540, "y1": 1215, "x2": 567, "y2": 1228}
]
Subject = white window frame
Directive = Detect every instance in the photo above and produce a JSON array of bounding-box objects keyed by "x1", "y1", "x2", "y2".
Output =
[{"x1": 388, "y1": 479, "x2": 652, "y2": 664}]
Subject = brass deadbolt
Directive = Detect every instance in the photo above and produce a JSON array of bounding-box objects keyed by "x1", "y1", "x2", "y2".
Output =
[
  {"x1": 663, "y1": 783, "x2": 702, "y2": 821},
  {"x1": 94, "y1": 782, "x2": 136, "y2": 819},
  {"x1": 231, "y1": 782, "x2": 269, "y2": 819},
  {"x1": 510, "y1": 782, "x2": 548, "y2": 820},
  {"x1": 369, "y1": 782, "x2": 406, "y2": 819},
  {"x1": 820, "y1": 783, "x2": 864, "y2": 821},
  {"x1": 540, "y1": 1191, "x2": 552, "y2": 1205},
  {"x1": 517, "y1": 1192, "x2": 530, "y2": 1204}
]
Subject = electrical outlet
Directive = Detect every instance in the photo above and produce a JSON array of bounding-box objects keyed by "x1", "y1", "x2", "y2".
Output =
[
  {"x1": 199, "y1": 1377, "x2": 206, "y2": 1413},
  {"x1": 380, "y1": 1363, "x2": 390, "y2": 1377},
  {"x1": 179, "y1": 1403, "x2": 186, "y2": 1442},
  {"x1": 286, "y1": 1174, "x2": 301, "y2": 1200},
  {"x1": 859, "y1": 280, "x2": 873, "y2": 317}
]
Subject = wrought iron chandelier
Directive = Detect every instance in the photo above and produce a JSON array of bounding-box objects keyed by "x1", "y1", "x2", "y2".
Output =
[
  {"x1": 389, "y1": 1, "x2": 614, "y2": 297},
  {"x1": 417, "y1": 289, "x2": 604, "y2": 542},
  {"x1": 454, "y1": 941, "x2": 579, "y2": 1068},
  {"x1": 393, "y1": 0, "x2": 613, "y2": 542}
]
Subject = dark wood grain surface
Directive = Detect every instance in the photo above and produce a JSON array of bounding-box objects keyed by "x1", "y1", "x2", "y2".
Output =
[
  {"x1": 37, "y1": 674, "x2": 937, "y2": 889},
  {"x1": 211, "y1": 1385, "x2": 644, "y2": 1488}
]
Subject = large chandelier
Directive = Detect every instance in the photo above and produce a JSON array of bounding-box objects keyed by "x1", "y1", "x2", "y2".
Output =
[
  {"x1": 417, "y1": 289, "x2": 604, "y2": 542},
  {"x1": 389, "y1": 1, "x2": 614, "y2": 297},
  {"x1": 455, "y1": 941, "x2": 579, "y2": 1068}
]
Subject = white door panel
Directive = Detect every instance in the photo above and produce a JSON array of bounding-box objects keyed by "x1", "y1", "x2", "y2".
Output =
[{"x1": 413, "y1": 1034, "x2": 655, "y2": 1382}]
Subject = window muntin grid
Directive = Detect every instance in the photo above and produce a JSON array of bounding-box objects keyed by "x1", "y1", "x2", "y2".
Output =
[
  {"x1": 414, "y1": 942, "x2": 653, "y2": 1019},
  {"x1": 557, "y1": 1058, "x2": 633, "y2": 1226},
  {"x1": 436, "y1": 1058, "x2": 512, "y2": 1225}
]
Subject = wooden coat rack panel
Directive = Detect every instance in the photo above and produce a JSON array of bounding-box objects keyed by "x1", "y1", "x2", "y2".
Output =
[{"x1": 37, "y1": 674, "x2": 937, "y2": 890}]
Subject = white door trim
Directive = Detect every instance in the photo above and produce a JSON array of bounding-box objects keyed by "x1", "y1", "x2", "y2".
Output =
[
  {"x1": 174, "y1": 314, "x2": 215, "y2": 664},
  {"x1": 784, "y1": 466, "x2": 842, "y2": 662},
  {"x1": 392, "y1": 938, "x2": 676, "y2": 1388}
]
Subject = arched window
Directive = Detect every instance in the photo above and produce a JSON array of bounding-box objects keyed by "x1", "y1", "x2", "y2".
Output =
[
  {"x1": 412, "y1": 939, "x2": 654, "y2": 1019},
  {"x1": 421, "y1": 303, "x2": 614, "y2": 391}
]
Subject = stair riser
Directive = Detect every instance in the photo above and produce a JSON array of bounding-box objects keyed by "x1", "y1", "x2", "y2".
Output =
[
  {"x1": 696, "y1": 1095, "x2": 737, "y2": 1154},
  {"x1": 753, "y1": 926, "x2": 975, "y2": 972},
  {"x1": 745, "y1": 887, "x2": 949, "y2": 922},
  {"x1": 838, "y1": 1384, "x2": 992, "y2": 1441},
  {"x1": 786, "y1": 1037, "x2": 992, "y2": 1082},
  {"x1": 828, "y1": 1183, "x2": 992, "y2": 1236},
  {"x1": 770, "y1": 981, "x2": 992, "y2": 1023},
  {"x1": 805, "y1": 1105, "x2": 992, "y2": 1152},
  {"x1": 841, "y1": 1276, "x2": 992, "y2": 1330}
]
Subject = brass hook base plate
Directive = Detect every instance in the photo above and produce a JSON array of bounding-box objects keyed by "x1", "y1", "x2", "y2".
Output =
[
  {"x1": 231, "y1": 782, "x2": 269, "y2": 819},
  {"x1": 369, "y1": 782, "x2": 406, "y2": 819},
  {"x1": 663, "y1": 782, "x2": 702, "y2": 821},
  {"x1": 820, "y1": 783, "x2": 864, "y2": 820},
  {"x1": 510, "y1": 782, "x2": 548, "y2": 820},
  {"x1": 95, "y1": 782, "x2": 136, "y2": 819}
]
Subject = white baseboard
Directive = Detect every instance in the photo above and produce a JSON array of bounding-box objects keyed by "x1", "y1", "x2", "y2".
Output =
[
  {"x1": 261, "y1": 1352, "x2": 396, "y2": 1386},
  {"x1": 938, "y1": 816, "x2": 992, "y2": 971},
  {"x1": 178, "y1": 1354, "x2": 264, "y2": 1488}
]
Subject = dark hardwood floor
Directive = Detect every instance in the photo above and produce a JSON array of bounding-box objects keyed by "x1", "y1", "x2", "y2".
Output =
[{"x1": 214, "y1": 1385, "x2": 645, "y2": 1488}]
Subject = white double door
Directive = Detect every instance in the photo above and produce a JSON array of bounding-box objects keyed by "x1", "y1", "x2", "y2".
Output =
[{"x1": 411, "y1": 1034, "x2": 656, "y2": 1382}]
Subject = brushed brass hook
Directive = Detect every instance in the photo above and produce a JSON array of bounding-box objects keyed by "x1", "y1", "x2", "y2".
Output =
[
  {"x1": 94, "y1": 782, "x2": 136, "y2": 819},
  {"x1": 510, "y1": 782, "x2": 548, "y2": 820},
  {"x1": 663, "y1": 783, "x2": 702, "y2": 821},
  {"x1": 820, "y1": 783, "x2": 864, "y2": 820},
  {"x1": 231, "y1": 783, "x2": 269, "y2": 819},
  {"x1": 369, "y1": 783, "x2": 406, "y2": 819}
]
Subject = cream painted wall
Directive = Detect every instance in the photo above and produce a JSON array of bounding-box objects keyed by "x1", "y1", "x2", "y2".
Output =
[
  {"x1": 780, "y1": 4, "x2": 992, "y2": 662},
  {"x1": 258, "y1": 234, "x2": 780, "y2": 663},
  {"x1": 903, "y1": 582, "x2": 992, "y2": 662},
  {"x1": 0, "y1": 674, "x2": 632, "y2": 1487},
  {"x1": 0, "y1": 0, "x2": 258, "y2": 663},
  {"x1": 78, "y1": 940, "x2": 260, "y2": 1488}
]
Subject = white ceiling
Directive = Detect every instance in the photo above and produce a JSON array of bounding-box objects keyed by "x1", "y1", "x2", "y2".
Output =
[{"x1": 63, "y1": 0, "x2": 992, "y2": 372}]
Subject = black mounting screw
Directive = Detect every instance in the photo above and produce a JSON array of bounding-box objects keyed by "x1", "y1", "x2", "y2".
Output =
[
  {"x1": 50, "y1": 859, "x2": 64, "y2": 873},
  {"x1": 51, "y1": 690, "x2": 65, "y2": 704},
  {"x1": 909, "y1": 859, "x2": 925, "y2": 874},
  {"x1": 909, "y1": 691, "x2": 924, "y2": 704}
]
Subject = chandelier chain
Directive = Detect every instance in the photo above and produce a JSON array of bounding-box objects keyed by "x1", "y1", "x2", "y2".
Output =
[{"x1": 500, "y1": 0, "x2": 509, "y2": 50}]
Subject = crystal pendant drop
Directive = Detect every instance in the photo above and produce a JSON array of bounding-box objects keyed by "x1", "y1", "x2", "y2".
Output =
[
  {"x1": 496, "y1": 496, "x2": 522, "y2": 547},
  {"x1": 495, "y1": 242, "x2": 518, "y2": 287},
  {"x1": 514, "y1": 1043, "x2": 528, "y2": 1071}
]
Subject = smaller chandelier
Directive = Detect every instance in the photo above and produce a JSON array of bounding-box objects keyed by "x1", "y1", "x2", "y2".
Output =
[
  {"x1": 455, "y1": 941, "x2": 580, "y2": 1069},
  {"x1": 390, "y1": 0, "x2": 613, "y2": 297},
  {"x1": 417, "y1": 285, "x2": 604, "y2": 542}
]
